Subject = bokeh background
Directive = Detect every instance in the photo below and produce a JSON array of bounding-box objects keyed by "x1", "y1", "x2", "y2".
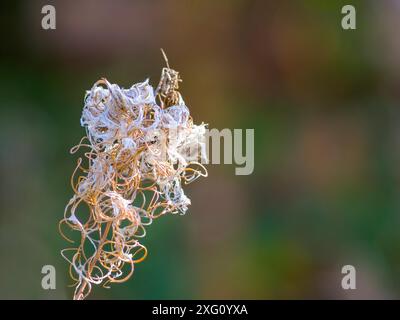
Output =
[{"x1": 1, "y1": 0, "x2": 400, "y2": 299}]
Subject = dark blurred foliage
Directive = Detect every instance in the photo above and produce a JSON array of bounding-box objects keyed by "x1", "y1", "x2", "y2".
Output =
[{"x1": 0, "y1": 0, "x2": 400, "y2": 299}]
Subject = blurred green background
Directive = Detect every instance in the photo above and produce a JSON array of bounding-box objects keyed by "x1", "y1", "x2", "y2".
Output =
[{"x1": 1, "y1": 0, "x2": 400, "y2": 299}]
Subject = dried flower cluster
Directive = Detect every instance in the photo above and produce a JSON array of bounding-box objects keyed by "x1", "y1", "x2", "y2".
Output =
[{"x1": 59, "y1": 52, "x2": 207, "y2": 300}]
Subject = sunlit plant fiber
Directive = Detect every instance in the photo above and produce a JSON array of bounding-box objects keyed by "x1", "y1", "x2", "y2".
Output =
[{"x1": 59, "y1": 50, "x2": 208, "y2": 300}]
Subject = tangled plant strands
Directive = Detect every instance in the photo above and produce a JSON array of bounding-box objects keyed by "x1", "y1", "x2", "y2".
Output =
[{"x1": 60, "y1": 50, "x2": 208, "y2": 300}]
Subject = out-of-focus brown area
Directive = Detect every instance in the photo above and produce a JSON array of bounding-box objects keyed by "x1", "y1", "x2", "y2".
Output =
[{"x1": 0, "y1": 0, "x2": 400, "y2": 299}]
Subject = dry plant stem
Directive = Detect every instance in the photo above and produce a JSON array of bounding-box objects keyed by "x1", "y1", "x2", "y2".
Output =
[
  {"x1": 61, "y1": 49, "x2": 208, "y2": 300},
  {"x1": 74, "y1": 221, "x2": 112, "y2": 300}
]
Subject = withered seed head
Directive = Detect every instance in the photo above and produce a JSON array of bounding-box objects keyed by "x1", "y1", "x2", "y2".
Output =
[{"x1": 60, "y1": 51, "x2": 207, "y2": 300}]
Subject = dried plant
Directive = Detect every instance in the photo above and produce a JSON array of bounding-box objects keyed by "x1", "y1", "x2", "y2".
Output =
[{"x1": 59, "y1": 50, "x2": 208, "y2": 300}]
